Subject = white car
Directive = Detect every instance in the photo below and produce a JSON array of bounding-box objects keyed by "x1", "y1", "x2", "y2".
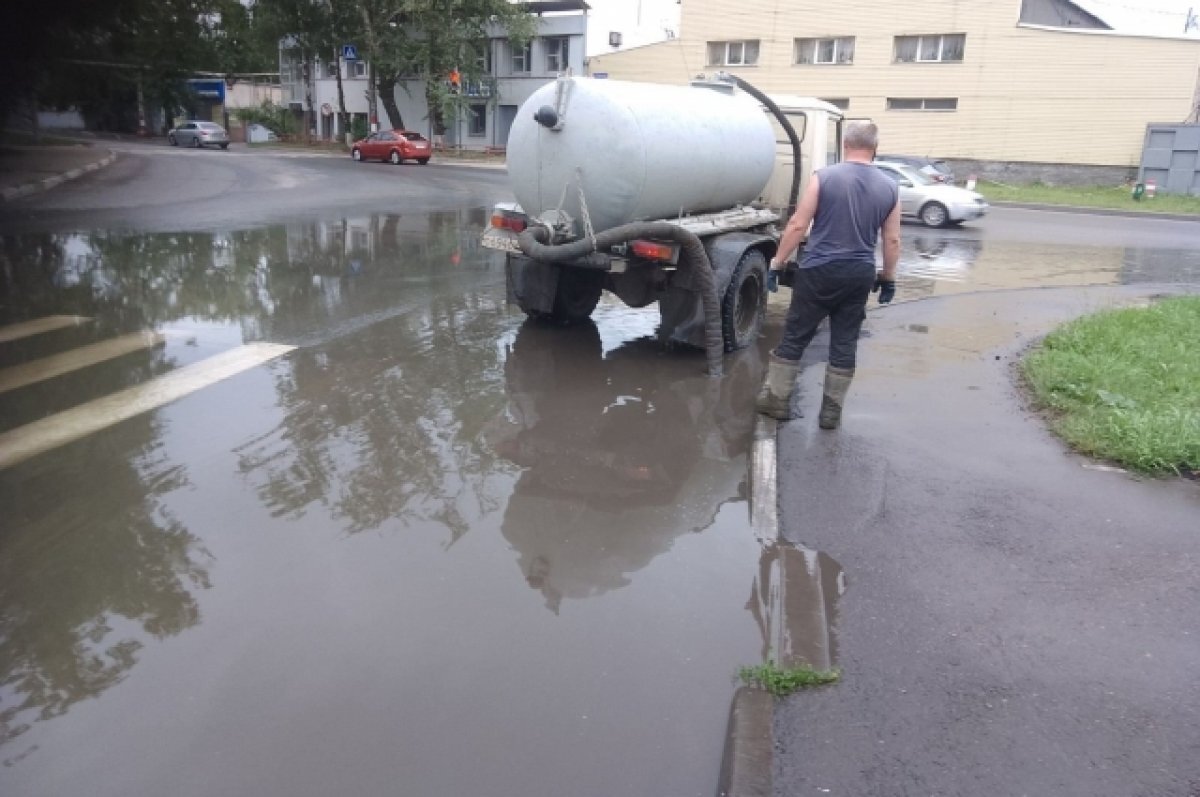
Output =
[{"x1": 873, "y1": 160, "x2": 988, "y2": 227}]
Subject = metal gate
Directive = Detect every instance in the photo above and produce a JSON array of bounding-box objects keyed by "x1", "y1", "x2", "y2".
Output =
[{"x1": 1140, "y1": 124, "x2": 1200, "y2": 196}]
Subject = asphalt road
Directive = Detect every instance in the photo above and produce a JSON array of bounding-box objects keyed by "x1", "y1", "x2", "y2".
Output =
[{"x1": 1, "y1": 141, "x2": 1198, "y2": 796}]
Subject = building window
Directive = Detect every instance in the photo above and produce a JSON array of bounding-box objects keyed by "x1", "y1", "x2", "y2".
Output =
[
  {"x1": 886, "y1": 97, "x2": 959, "y2": 111},
  {"x1": 468, "y1": 104, "x2": 487, "y2": 136},
  {"x1": 353, "y1": 60, "x2": 366, "y2": 78},
  {"x1": 475, "y1": 42, "x2": 492, "y2": 75},
  {"x1": 894, "y1": 34, "x2": 965, "y2": 63},
  {"x1": 820, "y1": 98, "x2": 850, "y2": 110},
  {"x1": 326, "y1": 60, "x2": 338, "y2": 79},
  {"x1": 795, "y1": 37, "x2": 855, "y2": 65},
  {"x1": 511, "y1": 42, "x2": 532, "y2": 73},
  {"x1": 545, "y1": 37, "x2": 569, "y2": 72},
  {"x1": 707, "y1": 40, "x2": 760, "y2": 66}
]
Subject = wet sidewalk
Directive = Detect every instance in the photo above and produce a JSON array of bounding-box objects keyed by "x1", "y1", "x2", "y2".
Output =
[
  {"x1": 0, "y1": 144, "x2": 116, "y2": 200},
  {"x1": 770, "y1": 285, "x2": 1199, "y2": 796}
]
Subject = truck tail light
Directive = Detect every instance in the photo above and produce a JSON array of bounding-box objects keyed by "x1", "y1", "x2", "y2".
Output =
[
  {"x1": 491, "y1": 211, "x2": 528, "y2": 233},
  {"x1": 630, "y1": 240, "x2": 677, "y2": 262}
]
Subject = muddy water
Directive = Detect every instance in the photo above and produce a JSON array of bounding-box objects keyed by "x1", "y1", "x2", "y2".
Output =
[
  {"x1": 3, "y1": 209, "x2": 1196, "y2": 795},
  {"x1": 0, "y1": 213, "x2": 842, "y2": 797}
]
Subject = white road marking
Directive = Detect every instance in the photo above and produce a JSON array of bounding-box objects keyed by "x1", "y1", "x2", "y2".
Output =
[
  {"x1": 750, "y1": 416, "x2": 778, "y2": 544},
  {"x1": 0, "y1": 315, "x2": 91, "y2": 344},
  {"x1": 0, "y1": 330, "x2": 164, "y2": 394},
  {"x1": 0, "y1": 341, "x2": 295, "y2": 470}
]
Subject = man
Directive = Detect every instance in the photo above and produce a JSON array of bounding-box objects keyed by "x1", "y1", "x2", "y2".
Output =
[{"x1": 756, "y1": 121, "x2": 902, "y2": 429}]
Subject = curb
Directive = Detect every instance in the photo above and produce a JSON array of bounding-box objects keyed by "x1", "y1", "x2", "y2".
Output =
[
  {"x1": 718, "y1": 687, "x2": 775, "y2": 797},
  {"x1": 0, "y1": 150, "x2": 117, "y2": 202},
  {"x1": 992, "y1": 200, "x2": 1198, "y2": 222}
]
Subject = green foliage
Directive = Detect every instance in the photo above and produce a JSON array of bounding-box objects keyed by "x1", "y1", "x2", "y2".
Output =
[
  {"x1": 1023, "y1": 296, "x2": 1200, "y2": 475},
  {"x1": 738, "y1": 661, "x2": 840, "y2": 696},
  {"x1": 234, "y1": 101, "x2": 298, "y2": 137},
  {"x1": 350, "y1": 116, "x2": 369, "y2": 141}
]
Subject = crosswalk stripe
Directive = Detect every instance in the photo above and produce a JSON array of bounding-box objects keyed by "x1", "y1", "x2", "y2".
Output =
[
  {"x1": 0, "y1": 315, "x2": 91, "y2": 344},
  {"x1": 0, "y1": 330, "x2": 165, "y2": 394},
  {"x1": 0, "y1": 341, "x2": 295, "y2": 470}
]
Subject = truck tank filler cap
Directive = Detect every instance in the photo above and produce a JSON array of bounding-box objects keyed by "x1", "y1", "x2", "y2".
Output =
[{"x1": 534, "y1": 106, "x2": 559, "y2": 129}]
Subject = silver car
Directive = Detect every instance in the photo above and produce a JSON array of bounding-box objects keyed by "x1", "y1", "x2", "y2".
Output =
[
  {"x1": 168, "y1": 121, "x2": 230, "y2": 150},
  {"x1": 874, "y1": 161, "x2": 988, "y2": 227}
]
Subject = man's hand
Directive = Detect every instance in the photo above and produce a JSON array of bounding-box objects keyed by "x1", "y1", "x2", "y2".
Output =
[
  {"x1": 768, "y1": 259, "x2": 785, "y2": 293},
  {"x1": 873, "y1": 274, "x2": 896, "y2": 305}
]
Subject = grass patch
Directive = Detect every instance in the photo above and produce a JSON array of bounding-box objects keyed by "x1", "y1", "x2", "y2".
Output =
[
  {"x1": 1022, "y1": 296, "x2": 1200, "y2": 475},
  {"x1": 979, "y1": 180, "x2": 1200, "y2": 216},
  {"x1": 738, "y1": 661, "x2": 840, "y2": 696},
  {"x1": 0, "y1": 130, "x2": 84, "y2": 147}
]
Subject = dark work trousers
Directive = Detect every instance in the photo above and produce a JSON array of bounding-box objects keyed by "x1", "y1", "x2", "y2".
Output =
[{"x1": 774, "y1": 260, "x2": 877, "y2": 368}]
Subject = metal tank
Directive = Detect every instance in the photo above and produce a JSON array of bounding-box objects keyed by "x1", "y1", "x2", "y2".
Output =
[{"x1": 506, "y1": 77, "x2": 777, "y2": 234}]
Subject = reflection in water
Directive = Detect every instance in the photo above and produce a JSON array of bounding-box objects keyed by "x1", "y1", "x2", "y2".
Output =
[
  {"x1": 0, "y1": 209, "x2": 492, "y2": 352},
  {"x1": 0, "y1": 416, "x2": 210, "y2": 753},
  {"x1": 487, "y1": 321, "x2": 763, "y2": 612},
  {"x1": 746, "y1": 542, "x2": 844, "y2": 671}
]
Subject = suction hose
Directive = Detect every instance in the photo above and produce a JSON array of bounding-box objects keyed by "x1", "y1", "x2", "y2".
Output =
[
  {"x1": 730, "y1": 76, "x2": 803, "y2": 220},
  {"x1": 518, "y1": 222, "x2": 724, "y2": 378}
]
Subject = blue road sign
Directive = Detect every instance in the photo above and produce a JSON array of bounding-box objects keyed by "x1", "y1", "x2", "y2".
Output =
[
  {"x1": 342, "y1": 44, "x2": 359, "y2": 60},
  {"x1": 592, "y1": 72, "x2": 608, "y2": 79}
]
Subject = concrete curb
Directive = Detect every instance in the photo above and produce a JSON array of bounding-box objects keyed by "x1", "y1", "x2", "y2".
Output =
[
  {"x1": 0, "y1": 149, "x2": 117, "y2": 202},
  {"x1": 718, "y1": 687, "x2": 775, "y2": 797},
  {"x1": 993, "y1": 200, "x2": 1198, "y2": 222}
]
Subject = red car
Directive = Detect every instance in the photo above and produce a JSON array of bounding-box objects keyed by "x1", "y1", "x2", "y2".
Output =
[{"x1": 351, "y1": 130, "x2": 432, "y2": 165}]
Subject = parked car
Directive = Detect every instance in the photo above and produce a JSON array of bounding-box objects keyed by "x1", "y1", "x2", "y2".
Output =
[
  {"x1": 351, "y1": 130, "x2": 432, "y2": 165},
  {"x1": 876, "y1": 154, "x2": 955, "y2": 184},
  {"x1": 168, "y1": 121, "x2": 230, "y2": 149},
  {"x1": 873, "y1": 161, "x2": 988, "y2": 227}
]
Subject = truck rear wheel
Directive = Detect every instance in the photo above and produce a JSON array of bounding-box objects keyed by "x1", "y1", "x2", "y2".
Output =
[
  {"x1": 547, "y1": 269, "x2": 603, "y2": 324},
  {"x1": 721, "y1": 249, "x2": 767, "y2": 351}
]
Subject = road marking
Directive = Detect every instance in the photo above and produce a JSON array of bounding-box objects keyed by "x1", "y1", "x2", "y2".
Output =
[
  {"x1": 0, "y1": 341, "x2": 295, "y2": 470},
  {"x1": 0, "y1": 316, "x2": 91, "y2": 344},
  {"x1": 0, "y1": 330, "x2": 164, "y2": 394}
]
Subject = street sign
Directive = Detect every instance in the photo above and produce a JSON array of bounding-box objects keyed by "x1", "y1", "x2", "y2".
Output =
[
  {"x1": 186, "y1": 79, "x2": 226, "y2": 102},
  {"x1": 592, "y1": 72, "x2": 608, "y2": 79},
  {"x1": 342, "y1": 44, "x2": 359, "y2": 60}
]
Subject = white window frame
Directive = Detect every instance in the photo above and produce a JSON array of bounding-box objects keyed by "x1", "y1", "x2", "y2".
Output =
[
  {"x1": 795, "y1": 36, "x2": 855, "y2": 65},
  {"x1": 511, "y1": 41, "x2": 532, "y2": 73},
  {"x1": 886, "y1": 97, "x2": 959, "y2": 112},
  {"x1": 545, "y1": 37, "x2": 569, "y2": 73},
  {"x1": 894, "y1": 34, "x2": 965, "y2": 63},
  {"x1": 707, "y1": 40, "x2": 760, "y2": 67}
]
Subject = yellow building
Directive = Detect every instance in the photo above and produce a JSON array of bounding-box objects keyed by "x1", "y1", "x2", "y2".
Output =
[{"x1": 588, "y1": 0, "x2": 1200, "y2": 178}]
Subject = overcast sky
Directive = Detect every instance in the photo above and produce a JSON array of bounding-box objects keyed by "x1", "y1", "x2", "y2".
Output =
[{"x1": 584, "y1": 0, "x2": 682, "y2": 55}]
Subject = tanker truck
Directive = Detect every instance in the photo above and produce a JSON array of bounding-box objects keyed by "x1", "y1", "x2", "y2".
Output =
[{"x1": 480, "y1": 73, "x2": 844, "y2": 374}]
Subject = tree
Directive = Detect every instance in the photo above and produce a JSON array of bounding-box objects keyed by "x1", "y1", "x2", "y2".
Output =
[
  {"x1": 360, "y1": 0, "x2": 535, "y2": 137},
  {"x1": 256, "y1": 0, "x2": 338, "y2": 141}
]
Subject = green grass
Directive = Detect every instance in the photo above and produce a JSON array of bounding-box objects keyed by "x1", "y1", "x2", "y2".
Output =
[
  {"x1": 738, "y1": 661, "x2": 840, "y2": 696},
  {"x1": 1022, "y1": 296, "x2": 1200, "y2": 475},
  {"x1": 979, "y1": 180, "x2": 1200, "y2": 216}
]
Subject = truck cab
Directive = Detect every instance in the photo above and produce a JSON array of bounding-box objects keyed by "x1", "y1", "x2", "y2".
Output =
[{"x1": 758, "y1": 96, "x2": 845, "y2": 217}]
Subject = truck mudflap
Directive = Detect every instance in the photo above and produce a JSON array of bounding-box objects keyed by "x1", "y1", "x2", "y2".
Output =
[{"x1": 658, "y1": 232, "x2": 775, "y2": 349}]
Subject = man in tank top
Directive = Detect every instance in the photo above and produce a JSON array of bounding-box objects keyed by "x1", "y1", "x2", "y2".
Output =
[{"x1": 756, "y1": 121, "x2": 902, "y2": 429}]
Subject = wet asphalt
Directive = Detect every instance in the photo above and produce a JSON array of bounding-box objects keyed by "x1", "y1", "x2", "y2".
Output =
[{"x1": 1, "y1": 141, "x2": 1198, "y2": 796}]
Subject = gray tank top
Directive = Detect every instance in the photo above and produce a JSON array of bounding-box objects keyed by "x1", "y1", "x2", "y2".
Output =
[{"x1": 800, "y1": 162, "x2": 898, "y2": 269}]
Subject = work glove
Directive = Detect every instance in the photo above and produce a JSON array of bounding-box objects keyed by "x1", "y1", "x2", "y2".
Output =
[
  {"x1": 767, "y1": 269, "x2": 779, "y2": 293},
  {"x1": 873, "y1": 275, "x2": 896, "y2": 305}
]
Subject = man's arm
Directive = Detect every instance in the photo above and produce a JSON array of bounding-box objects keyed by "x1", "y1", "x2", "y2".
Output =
[
  {"x1": 880, "y1": 197, "x2": 902, "y2": 280},
  {"x1": 769, "y1": 175, "x2": 820, "y2": 270}
]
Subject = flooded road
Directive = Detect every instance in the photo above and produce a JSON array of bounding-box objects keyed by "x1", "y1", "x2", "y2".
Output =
[
  {"x1": 1, "y1": 205, "x2": 1197, "y2": 795},
  {"x1": 0, "y1": 211, "x2": 843, "y2": 796}
]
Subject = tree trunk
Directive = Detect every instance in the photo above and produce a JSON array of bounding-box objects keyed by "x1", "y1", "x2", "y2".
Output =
[
  {"x1": 425, "y1": 83, "x2": 447, "y2": 148},
  {"x1": 302, "y1": 53, "x2": 314, "y2": 144},
  {"x1": 334, "y1": 48, "x2": 349, "y2": 145},
  {"x1": 377, "y1": 74, "x2": 403, "y2": 130}
]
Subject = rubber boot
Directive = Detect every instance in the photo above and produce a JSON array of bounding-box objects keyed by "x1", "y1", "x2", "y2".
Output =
[
  {"x1": 756, "y1": 353, "x2": 801, "y2": 420},
  {"x1": 818, "y1": 366, "x2": 855, "y2": 430}
]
